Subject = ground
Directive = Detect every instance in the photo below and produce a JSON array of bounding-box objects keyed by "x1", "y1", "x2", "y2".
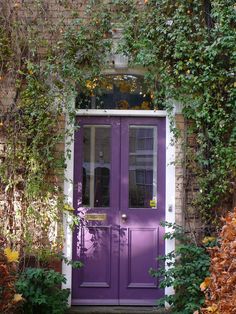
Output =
[{"x1": 67, "y1": 306, "x2": 171, "y2": 314}]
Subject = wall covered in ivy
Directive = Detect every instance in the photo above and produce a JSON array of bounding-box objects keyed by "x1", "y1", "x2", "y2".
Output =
[{"x1": 0, "y1": 0, "x2": 234, "y2": 259}]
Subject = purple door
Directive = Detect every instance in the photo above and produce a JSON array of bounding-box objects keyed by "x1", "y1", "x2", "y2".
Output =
[{"x1": 72, "y1": 116, "x2": 166, "y2": 305}]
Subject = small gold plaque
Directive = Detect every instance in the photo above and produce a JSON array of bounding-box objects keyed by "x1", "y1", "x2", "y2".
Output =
[
  {"x1": 150, "y1": 200, "x2": 157, "y2": 208},
  {"x1": 85, "y1": 213, "x2": 107, "y2": 221}
]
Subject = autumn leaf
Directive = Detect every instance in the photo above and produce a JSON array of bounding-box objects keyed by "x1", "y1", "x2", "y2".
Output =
[
  {"x1": 231, "y1": 218, "x2": 236, "y2": 226},
  {"x1": 4, "y1": 247, "x2": 19, "y2": 263},
  {"x1": 63, "y1": 203, "x2": 74, "y2": 212},
  {"x1": 206, "y1": 304, "x2": 218, "y2": 312},
  {"x1": 202, "y1": 236, "x2": 216, "y2": 244},
  {"x1": 13, "y1": 294, "x2": 23, "y2": 303},
  {"x1": 225, "y1": 215, "x2": 232, "y2": 223},
  {"x1": 200, "y1": 277, "x2": 211, "y2": 291}
]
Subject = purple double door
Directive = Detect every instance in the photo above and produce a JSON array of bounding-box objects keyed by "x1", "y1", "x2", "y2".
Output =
[{"x1": 72, "y1": 116, "x2": 166, "y2": 305}]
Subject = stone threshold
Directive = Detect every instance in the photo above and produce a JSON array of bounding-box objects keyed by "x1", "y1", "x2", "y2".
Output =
[{"x1": 67, "y1": 306, "x2": 170, "y2": 314}]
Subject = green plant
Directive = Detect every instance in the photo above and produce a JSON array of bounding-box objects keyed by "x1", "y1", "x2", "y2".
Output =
[
  {"x1": 16, "y1": 268, "x2": 70, "y2": 314},
  {"x1": 0, "y1": 0, "x2": 234, "y2": 285},
  {"x1": 150, "y1": 222, "x2": 210, "y2": 314},
  {"x1": 122, "y1": 0, "x2": 236, "y2": 224},
  {"x1": 0, "y1": 0, "x2": 111, "y2": 257},
  {"x1": 0, "y1": 241, "x2": 23, "y2": 314}
]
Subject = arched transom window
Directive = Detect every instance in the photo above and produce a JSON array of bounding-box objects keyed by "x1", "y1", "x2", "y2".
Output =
[{"x1": 76, "y1": 75, "x2": 155, "y2": 110}]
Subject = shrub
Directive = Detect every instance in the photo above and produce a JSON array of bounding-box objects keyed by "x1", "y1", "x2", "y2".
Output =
[
  {"x1": 200, "y1": 207, "x2": 236, "y2": 314},
  {"x1": 150, "y1": 222, "x2": 210, "y2": 314},
  {"x1": 16, "y1": 268, "x2": 70, "y2": 314},
  {"x1": 0, "y1": 240, "x2": 23, "y2": 314}
]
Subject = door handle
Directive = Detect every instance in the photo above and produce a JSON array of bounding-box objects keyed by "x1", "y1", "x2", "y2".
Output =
[{"x1": 121, "y1": 214, "x2": 128, "y2": 221}]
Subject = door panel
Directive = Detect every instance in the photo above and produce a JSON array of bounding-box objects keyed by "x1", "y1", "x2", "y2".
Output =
[
  {"x1": 79, "y1": 226, "x2": 112, "y2": 288},
  {"x1": 72, "y1": 117, "x2": 120, "y2": 304},
  {"x1": 119, "y1": 118, "x2": 165, "y2": 304},
  {"x1": 127, "y1": 228, "x2": 158, "y2": 288},
  {"x1": 72, "y1": 116, "x2": 165, "y2": 305}
]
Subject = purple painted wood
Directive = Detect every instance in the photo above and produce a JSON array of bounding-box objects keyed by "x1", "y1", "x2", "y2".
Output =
[
  {"x1": 72, "y1": 117, "x2": 120, "y2": 304},
  {"x1": 119, "y1": 117, "x2": 165, "y2": 304},
  {"x1": 72, "y1": 116, "x2": 166, "y2": 305}
]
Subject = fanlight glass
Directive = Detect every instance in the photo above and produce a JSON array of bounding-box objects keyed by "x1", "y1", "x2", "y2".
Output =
[{"x1": 76, "y1": 75, "x2": 155, "y2": 110}]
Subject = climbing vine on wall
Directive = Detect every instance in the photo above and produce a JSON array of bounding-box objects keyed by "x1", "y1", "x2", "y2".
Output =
[
  {"x1": 0, "y1": 0, "x2": 235, "y2": 258},
  {"x1": 0, "y1": 0, "x2": 113, "y2": 256},
  {"x1": 121, "y1": 0, "x2": 236, "y2": 226}
]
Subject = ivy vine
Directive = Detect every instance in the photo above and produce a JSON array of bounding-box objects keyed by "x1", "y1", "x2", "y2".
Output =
[
  {"x1": 0, "y1": 0, "x2": 112, "y2": 257},
  {"x1": 0, "y1": 0, "x2": 235, "y2": 259},
  {"x1": 121, "y1": 0, "x2": 236, "y2": 226}
]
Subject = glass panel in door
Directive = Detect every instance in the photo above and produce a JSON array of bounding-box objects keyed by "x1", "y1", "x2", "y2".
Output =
[
  {"x1": 129, "y1": 126, "x2": 157, "y2": 208},
  {"x1": 82, "y1": 125, "x2": 111, "y2": 208}
]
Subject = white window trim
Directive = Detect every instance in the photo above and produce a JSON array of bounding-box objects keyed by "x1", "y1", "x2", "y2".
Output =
[
  {"x1": 62, "y1": 109, "x2": 175, "y2": 306},
  {"x1": 75, "y1": 109, "x2": 166, "y2": 117}
]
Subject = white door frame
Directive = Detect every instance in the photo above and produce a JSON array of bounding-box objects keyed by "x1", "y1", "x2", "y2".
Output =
[{"x1": 62, "y1": 109, "x2": 175, "y2": 305}]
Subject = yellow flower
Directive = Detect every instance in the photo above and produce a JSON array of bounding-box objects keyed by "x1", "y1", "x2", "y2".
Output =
[
  {"x1": 4, "y1": 247, "x2": 19, "y2": 263},
  {"x1": 234, "y1": 81, "x2": 236, "y2": 88},
  {"x1": 13, "y1": 294, "x2": 23, "y2": 303}
]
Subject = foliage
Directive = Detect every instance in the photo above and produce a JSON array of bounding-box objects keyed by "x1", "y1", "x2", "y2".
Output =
[
  {"x1": 0, "y1": 238, "x2": 23, "y2": 314},
  {"x1": 150, "y1": 222, "x2": 210, "y2": 314},
  {"x1": 0, "y1": 237, "x2": 81, "y2": 313},
  {"x1": 59, "y1": 252, "x2": 83, "y2": 270},
  {"x1": 0, "y1": 0, "x2": 234, "y2": 267},
  {"x1": 0, "y1": 0, "x2": 112, "y2": 257},
  {"x1": 200, "y1": 207, "x2": 236, "y2": 314},
  {"x1": 16, "y1": 267, "x2": 70, "y2": 314},
  {"x1": 121, "y1": 0, "x2": 236, "y2": 224}
]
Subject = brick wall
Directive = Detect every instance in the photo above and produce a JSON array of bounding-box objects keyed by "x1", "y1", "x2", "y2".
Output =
[
  {"x1": 175, "y1": 114, "x2": 203, "y2": 238},
  {"x1": 0, "y1": 0, "x2": 188, "y2": 245},
  {"x1": 175, "y1": 114, "x2": 185, "y2": 228}
]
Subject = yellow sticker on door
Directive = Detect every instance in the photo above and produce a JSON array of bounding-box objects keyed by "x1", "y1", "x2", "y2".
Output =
[{"x1": 150, "y1": 200, "x2": 157, "y2": 208}]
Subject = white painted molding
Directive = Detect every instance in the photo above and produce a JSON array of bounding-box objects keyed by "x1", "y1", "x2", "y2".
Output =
[
  {"x1": 165, "y1": 114, "x2": 176, "y2": 300},
  {"x1": 63, "y1": 109, "x2": 176, "y2": 306},
  {"x1": 75, "y1": 109, "x2": 167, "y2": 117},
  {"x1": 62, "y1": 104, "x2": 75, "y2": 306},
  {"x1": 102, "y1": 67, "x2": 146, "y2": 76}
]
